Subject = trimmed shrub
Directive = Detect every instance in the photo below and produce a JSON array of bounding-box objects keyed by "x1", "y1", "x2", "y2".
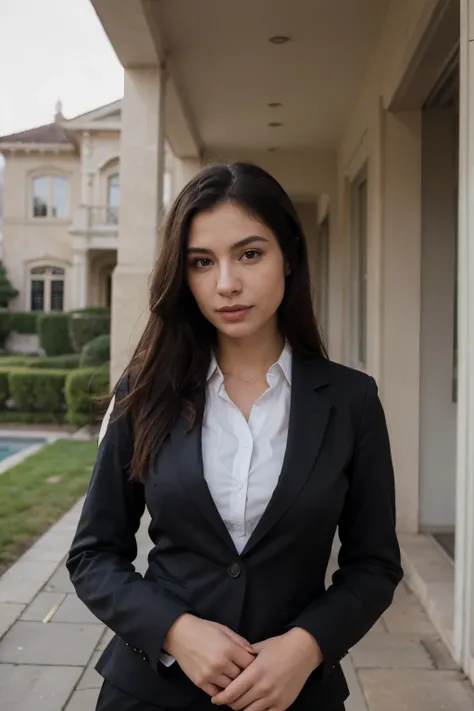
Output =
[
  {"x1": 0, "y1": 411, "x2": 66, "y2": 425},
  {"x1": 0, "y1": 354, "x2": 80, "y2": 370},
  {"x1": 70, "y1": 306, "x2": 109, "y2": 316},
  {"x1": 32, "y1": 354, "x2": 81, "y2": 370},
  {"x1": 10, "y1": 312, "x2": 38, "y2": 334},
  {"x1": 0, "y1": 264, "x2": 19, "y2": 308},
  {"x1": 0, "y1": 356, "x2": 35, "y2": 368},
  {"x1": 8, "y1": 369, "x2": 68, "y2": 413},
  {"x1": 80, "y1": 334, "x2": 110, "y2": 368},
  {"x1": 65, "y1": 365, "x2": 110, "y2": 428},
  {"x1": 38, "y1": 313, "x2": 74, "y2": 356},
  {"x1": 0, "y1": 310, "x2": 12, "y2": 347},
  {"x1": 69, "y1": 313, "x2": 110, "y2": 354},
  {"x1": 0, "y1": 370, "x2": 10, "y2": 407}
]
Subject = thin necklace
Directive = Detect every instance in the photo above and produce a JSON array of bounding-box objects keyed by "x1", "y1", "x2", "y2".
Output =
[{"x1": 221, "y1": 371, "x2": 263, "y2": 385}]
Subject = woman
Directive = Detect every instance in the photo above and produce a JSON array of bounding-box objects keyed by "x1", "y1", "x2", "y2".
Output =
[{"x1": 67, "y1": 162, "x2": 403, "y2": 711}]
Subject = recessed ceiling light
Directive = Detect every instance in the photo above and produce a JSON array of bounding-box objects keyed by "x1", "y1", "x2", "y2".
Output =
[
  {"x1": 268, "y1": 102, "x2": 282, "y2": 108},
  {"x1": 268, "y1": 121, "x2": 283, "y2": 127},
  {"x1": 269, "y1": 35, "x2": 291, "y2": 45}
]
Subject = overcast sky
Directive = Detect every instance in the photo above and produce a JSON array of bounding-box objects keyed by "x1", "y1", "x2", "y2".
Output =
[{"x1": 0, "y1": 0, "x2": 124, "y2": 137}]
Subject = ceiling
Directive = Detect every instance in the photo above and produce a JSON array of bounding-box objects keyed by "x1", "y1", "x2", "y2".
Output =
[{"x1": 149, "y1": 0, "x2": 391, "y2": 152}]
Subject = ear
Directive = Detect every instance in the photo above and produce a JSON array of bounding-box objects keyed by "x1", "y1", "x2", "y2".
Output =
[{"x1": 284, "y1": 262, "x2": 291, "y2": 276}]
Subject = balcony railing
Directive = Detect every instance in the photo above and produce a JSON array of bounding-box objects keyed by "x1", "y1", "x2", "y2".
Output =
[
  {"x1": 71, "y1": 205, "x2": 119, "y2": 233},
  {"x1": 89, "y1": 206, "x2": 119, "y2": 227}
]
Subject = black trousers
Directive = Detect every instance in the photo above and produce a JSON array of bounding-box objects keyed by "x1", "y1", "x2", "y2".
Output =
[{"x1": 96, "y1": 680, "x2": 346, "y2": 711}]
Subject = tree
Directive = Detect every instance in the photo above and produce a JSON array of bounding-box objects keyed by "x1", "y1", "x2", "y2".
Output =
[{"x1": 0, "y1": 262, "x2": 18, "y2": 308}]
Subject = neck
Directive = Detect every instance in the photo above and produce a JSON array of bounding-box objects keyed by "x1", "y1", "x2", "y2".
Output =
[{"x1": 216, "y1": 320, "x2": 284, "y2": 379}]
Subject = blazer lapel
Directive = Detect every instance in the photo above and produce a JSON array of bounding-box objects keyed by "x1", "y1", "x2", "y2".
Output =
[
  {"x1": 170, "y1": 414, "x2": 237, "y2": 553},
  {"x1": 242, "y1": 355, "x2": 333, "y2": 556}
]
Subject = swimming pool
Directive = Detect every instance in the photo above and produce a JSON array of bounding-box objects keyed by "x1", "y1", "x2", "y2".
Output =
[{"x1": 0, "y1": 436, "x2": 46, "y2": 461}]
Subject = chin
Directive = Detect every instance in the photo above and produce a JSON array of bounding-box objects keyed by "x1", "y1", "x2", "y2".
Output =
[{"x1": 217, "y1": 322, "x2": 264, "y2": 340}]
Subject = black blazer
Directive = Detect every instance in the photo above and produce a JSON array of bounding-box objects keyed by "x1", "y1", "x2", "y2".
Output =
[{"x1": 67, "y1": 354, "x2": 403, "y2": 710}]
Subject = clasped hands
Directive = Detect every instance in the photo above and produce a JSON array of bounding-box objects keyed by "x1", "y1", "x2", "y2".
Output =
[{"x1": 163, "y1": 614, "x2": 323, "y2": 711}]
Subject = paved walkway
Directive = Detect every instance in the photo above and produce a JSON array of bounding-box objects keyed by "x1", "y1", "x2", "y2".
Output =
[{"x1": 1, "y1": 499, "x2": 474, "y2": 711}]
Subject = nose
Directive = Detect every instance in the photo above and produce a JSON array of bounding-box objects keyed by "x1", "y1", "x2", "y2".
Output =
[{"x1": 216, "y1": 262, "x2": 242, "y2": 297}]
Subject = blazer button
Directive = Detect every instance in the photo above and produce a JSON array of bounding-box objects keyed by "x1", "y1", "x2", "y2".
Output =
[{"x1": 227, "y1": 562, "x2": 241, "y2": 578}]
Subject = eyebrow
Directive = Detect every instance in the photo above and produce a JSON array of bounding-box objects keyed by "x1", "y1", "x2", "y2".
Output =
[{"x1": 187, "y1": 235, "x2": 269, "y2": 255}]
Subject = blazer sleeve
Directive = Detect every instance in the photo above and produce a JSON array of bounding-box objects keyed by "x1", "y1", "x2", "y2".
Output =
[
  {"x1": 66, "y1": 379, "x2": 191, "y2": 670},
  {"x1": 286, "y1": 375, "x2": 403, "y2": 676}
]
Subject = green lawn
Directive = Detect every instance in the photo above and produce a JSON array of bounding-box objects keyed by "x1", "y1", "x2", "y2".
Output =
[{"x1": 0, "y1": 439, "x2": 97, "y2": 571}]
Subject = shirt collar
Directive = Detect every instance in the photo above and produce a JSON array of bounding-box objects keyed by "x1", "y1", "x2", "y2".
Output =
[{"x1": 207, "y1": 341, "x2": 292, "y2": 385}]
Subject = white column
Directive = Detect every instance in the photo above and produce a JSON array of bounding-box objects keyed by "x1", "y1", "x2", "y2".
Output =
[
  {"x1": 454, "y1": 0, "x2": 474, "y2": 683},
  {"x1": 171, "y1": 157, "x2": 202, "y2": 198},
  {"x1": 72, "y1": 249, "x2": 88, "y2": 309},
  {"x1": 80, "y1": 131, "x2": 94, "y2": 205},
  {"x1": 110, "y1": 65, "x2": 167, "y2": 385},
  {"x1": 380, "y1": 110, "x2": 422, "y2": 534}
]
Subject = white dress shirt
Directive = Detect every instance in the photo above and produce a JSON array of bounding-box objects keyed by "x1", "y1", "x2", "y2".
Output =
[
  {"x1": 202, "y1": 342, "x2": 291, "y2": 553},
  {"x1": 99, "y1": 343, "x2": 292, "y2": 665}
]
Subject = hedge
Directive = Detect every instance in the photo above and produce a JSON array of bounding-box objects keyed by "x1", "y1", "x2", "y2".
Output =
[
  {"x1": 80, "y1": 334, "x2": 110, "y2": 368},
  {"x1": 38, "y1": 313, "x2": 74, "y2": 356},
  {"x1": 70, "y1": 307, "x2": 109, "y2": 316},
  {"x1": 0, "y1": 411, "x2": 66, "y2": 425},
  {"x1": 0, "y1": 370, "x2": 9, "y2": 407},
  {"x1": 69, "y1": 313, "x2": 110, "y2": 353},
  {"x1": 32, "y1": 354, "x2": 81, "y2": 370},
  {"x1": 10, "y1": 312, "x2": 38, "y2": 334},
  {"x1": 8, "y1": 369, "x2": 69, "y2": 413},
  {"x1": 65, "y1": 366, "x2": 110, "y2": 427},
  {"x1": 0, "y1": 356, "x2": 34, "y2": 368},
  {"x1": 0, "y1": 310, "x2": 11, "y2": 347},
  {"x1": 0, "y1": 354, "x2": 81, "y2": 370}
]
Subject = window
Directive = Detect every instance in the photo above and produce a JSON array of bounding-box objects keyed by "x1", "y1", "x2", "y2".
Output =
[
  {"x1": 29, "y1": 266, "x2": 65, "y2": 312},
  {"x1": 32, "y1": 175, "x2": 69, "y2": 218},
  {"x1": 107, "y1": 173, "x2": 119, "y2": 224},
  {"x1": 350, "y1": 168, "x2": 368, "y2": 369}
]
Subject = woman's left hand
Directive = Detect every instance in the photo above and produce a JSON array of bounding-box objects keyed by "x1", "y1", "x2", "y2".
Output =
[{"x1": 211, "y1": 627, "x2": 323, "y2": 711}]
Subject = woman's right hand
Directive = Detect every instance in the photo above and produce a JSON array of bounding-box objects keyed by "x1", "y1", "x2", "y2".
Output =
[{"x1": 163, "y1": 613, "x2": 256, "y2": 696}]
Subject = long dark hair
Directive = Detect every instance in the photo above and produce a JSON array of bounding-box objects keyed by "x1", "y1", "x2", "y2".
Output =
[{"x1": 117, "y1": 162, "x2": 327, "y2": 481}]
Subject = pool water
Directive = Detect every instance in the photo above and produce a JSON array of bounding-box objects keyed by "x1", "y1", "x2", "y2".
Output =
[{"x1": 0, "y1": 436, "x2": 46, "y2": 461}]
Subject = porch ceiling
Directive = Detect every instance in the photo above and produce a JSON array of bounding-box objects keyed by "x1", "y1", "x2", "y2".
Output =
[{"x1": 149, "y1": 0, "x2": 390, "y2": 152}]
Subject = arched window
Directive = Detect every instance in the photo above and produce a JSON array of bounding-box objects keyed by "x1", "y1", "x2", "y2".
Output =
[
  {"x1": 30, "y1": 266, "x2": 65, "y2": 312},
  {"x1": 107, "y1": 173, "x2": 119, "y2": 224},
  {"x1": 31, "y1": 175, "x2": 69, "y2": 218}
]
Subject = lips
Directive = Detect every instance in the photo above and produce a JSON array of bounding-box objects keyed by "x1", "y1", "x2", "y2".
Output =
[
  {"x1": 216, "y1": 305, "x2": 253, "y2": 322},
  {"x1": 217, "y1": 305, "x2": 251, "y2": 313}
]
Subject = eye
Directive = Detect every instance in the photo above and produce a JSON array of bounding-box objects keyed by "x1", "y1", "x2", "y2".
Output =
[
  {"x1": 241, "y1": 249, "x2": 262, "y2": 261},
  {"x1": 190, "y1": 257, "x2": 213, "y2": 269}
]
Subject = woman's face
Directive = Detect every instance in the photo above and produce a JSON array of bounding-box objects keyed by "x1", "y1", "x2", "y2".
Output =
[{"x1": 187, "y1": 201, "x2": 287, "y2": 341}]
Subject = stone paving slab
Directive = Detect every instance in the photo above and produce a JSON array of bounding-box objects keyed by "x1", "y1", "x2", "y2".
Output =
[
  {"x1": 20, "y1": 590, "x2": 101, "y2": 625},
  {"x1": 52, "y1": 592, "x2": 102, "y2": 624},
  {"x1": 0, "y1": 663, "x2": 83, "y2": 711},
  {"x1": 0, "y1": 620, "x2": 103, "y2": 666},
  {"x1": 65, "y1": 687, "x2": 101, "y2": 710},
  {"x1": 44, "y1": 562, "x2": 76, "y2": 594},
  {"x1": 21, "y1": 591, "x2": 66, "y2": 621},
  {"x1": 0, "y1": 602, "x2": 25, "y2": 638},
  {"x1": 358, "y1": 669, "x2": 474, "y2": 711},
  {"x1": 76, "y1": 650, "x2": 102, "y2": 690},
  {"x1": 421, "y1": 636, "x2": 460, "y2": 671},
  {"x1": 350, "y1": 633, "x2": 435, "y2": 669},
  {"x1": 0, "y1": 560, "x2": 59, "y2": 604},
  {"x1": 382, "y1": 586, "x2": 434, "y2": 635},
  {"x1": 341, "y1": 656, "x2": 369, "y2": 711}
]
